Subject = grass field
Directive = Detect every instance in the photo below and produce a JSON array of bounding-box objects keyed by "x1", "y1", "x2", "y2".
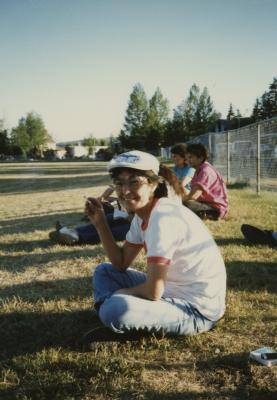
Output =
[{"x1": 0, "y1": 162, "x2": 277, "y2": 400}]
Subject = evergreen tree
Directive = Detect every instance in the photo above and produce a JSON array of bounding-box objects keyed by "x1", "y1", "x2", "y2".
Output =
[
  {"x1": 118, "y1": 130, "x2": 130, "y2": 152},
  {"x1": 234, "y1": 109, "x2": 242, "y2": 128},
  {"x1": 262, "y1": 77, "x2": 277, "y2": 118},
  {"x1": 145, "y1": 88, "x2": 169, "y2": 150},
  {"x1": 181, "y1": 83, "x2": 200, "y2": 136},
  {"x1": 227, "y1": 103, "x2": 235, "y2": 120},
  {"x1": 172, "y1": 84, "x2": 219, "y2": 139},
  {"x1": 194, "y1": 87, "x2": 219, "y2": 134},
  {"x1": 251, "y1": 77, "x2": 277, "y2": 121},
  {"x1": 146, "y1": 88, "x2": 169, "y2": 128},
  {"x1": 163, "y1": 117, "x2": 187, "y2": 147},
  {"x1": 122, "y1": 83, "x2": 148, "y2": 149},
  {"x1": 251, "y1": 98, "x2": 263, "y2": 121}
]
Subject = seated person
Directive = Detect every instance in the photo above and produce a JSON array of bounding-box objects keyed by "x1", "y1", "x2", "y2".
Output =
[
  {"x1": 171, "y1": 143, "x2": 195, "y2": 192},
  {"x1": 183, "y1": 143, "x2": 228, "y2": 220},
  {"x1": 49, "y1": 163, "x2": 184, "y2": 246},
  {"x1": 241, "y1": 224, "x2": 277, "y2": 247},
  {"x1": 83, "y1": 150, "x2": 226, "y2": 347},
  {"x1": 49, "y1": 185, "x2": 131, "y2": 245}
]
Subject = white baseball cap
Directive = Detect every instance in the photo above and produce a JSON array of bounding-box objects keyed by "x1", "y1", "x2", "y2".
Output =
[{"x1": 108, "y1": 150, "x2": 160, "y2": 175}]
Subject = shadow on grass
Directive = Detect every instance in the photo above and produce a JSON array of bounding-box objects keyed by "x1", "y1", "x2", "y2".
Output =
[
  {"x1": 215, "y1": 237, "x2": 246, "y2": 246},
  {"x1": 0, "y1": 211, "x2": 85, "y2": 235},
  {"x1": 0, "y1": 275, "x2": 92, "y2": 303},
  {"x1": 0, "y1": 309, "x2": 94, "y2": 359},
  {"x1": 226, "y1": 260, "x2": 277, "y2": 293},
  {"x1": 0, "y1": 245, "x2": 105, "y2": 272},
  {"x1": 217, "y1": 237, "x2": 277, "y2": 248},
  {"x1": 122, "y1": 390, "x2": 276, "y2": 400},
  {"x1": 131, "y1": 351, "x2": 277, "y2": 399},
  {"x1": 0, "y1": 172, "x2": 109, "y2": 194},
  {"x1": 0, "y1": 164, "x2": 106, "y2": 176},
  {"x1": 227, "y1": 182, "x2": 250, "y2": 189}
]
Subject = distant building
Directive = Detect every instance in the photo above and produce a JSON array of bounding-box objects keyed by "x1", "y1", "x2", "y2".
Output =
[
  {"x1": 56, "y1": 141, "x2": 108, "y2": 159},
  {"x1": 45, "y1": 140, "x2": 57, "y2": 151},
  {"x1": 55, "y1": 146, "x2": 66, "y2": 159},
  {"x1": 211, "y1": 117, "x2": 253, "y2": 133}
]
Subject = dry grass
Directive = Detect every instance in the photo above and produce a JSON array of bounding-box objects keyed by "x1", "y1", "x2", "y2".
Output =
[{"x1": 0, "y1": 161, "x2": 276, "y2": 400}]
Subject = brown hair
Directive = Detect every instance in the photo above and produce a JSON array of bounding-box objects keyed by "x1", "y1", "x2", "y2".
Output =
[
  {"x1": 186, "y1": 143, "x2": 208, "y2": 162},
  {"x1": 171, "y1": 143, "x2": 187, "y2": 159}
]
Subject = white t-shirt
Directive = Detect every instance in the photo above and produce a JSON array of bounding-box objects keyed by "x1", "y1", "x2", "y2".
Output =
[{"x1": 126, "y1": 198, "x2": 226, "y2": 321}]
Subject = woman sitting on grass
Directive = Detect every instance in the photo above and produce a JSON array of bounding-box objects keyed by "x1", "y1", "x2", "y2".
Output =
[
  {"x1": 171, "y1": 143, "x2": 195, "y2": 192},
  {"x1": 183, "y1": 143, "x2": 228, "y2": 220},
  {"x1": 83, "y1": 150, "x2": 226, "y2": 347}
]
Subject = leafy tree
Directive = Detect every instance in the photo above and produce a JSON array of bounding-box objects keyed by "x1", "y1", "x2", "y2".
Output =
[
  {"x1": 146, "y1": 88, "x2": 169, "y2": 128},
  {"x1": 98, "y1": 138, "x2": 107, "y2": 146},
  {"x1": 43, "y1": 149, "x2": 56, "y2": 160},
  {"x1": 194, "y1": 87, "x2": 219, "y2": 134},
  {"x1": 0, "y1": 124, "x2": 10, "y2": 155},
  {"x1": 122, "y1": 83, "x2": 148, "y2": 149},
  {"x1": 163, "y1": 118, "x2": 187, "y2": 147},
  {"x1": 10, "y1": 112, "x2": 50, "y2": 157},
  {"x1": 144, "y1": 88, "x2": 169, "y2": 150},
  {"x1": 108, "y1": 135, "x2": 120, "y2": 154},
  {"x1": 172, "y1": 84, "x2": 219, "y2": 139},
  {"x1": 82, "y1": 134, "x2": 96, "y2": 155},
  {"x1": 95, "y1": 148, "x2": 113, "y2": 161},
  {"x1": 117, "y1": 130, "x2": 130, "y2": 152}
]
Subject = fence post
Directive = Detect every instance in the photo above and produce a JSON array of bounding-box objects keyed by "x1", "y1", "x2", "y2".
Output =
[
  {"x1": 256, "y1": 124, "x2": 261, "y2": 194},
  {"x1": 227, "y1": 131, "x2": 230, "y2": 184}
]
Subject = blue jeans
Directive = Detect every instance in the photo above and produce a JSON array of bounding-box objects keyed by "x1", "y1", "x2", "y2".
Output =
[
  {"x1": 76, "y1": 213, "x2": 130, "y2": 245},
  {"x1": 92, "y1": 263, "x2": 216, "y2": 336}
]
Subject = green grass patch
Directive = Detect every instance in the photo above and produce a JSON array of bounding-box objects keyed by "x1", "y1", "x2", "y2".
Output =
[{"x1": 0, "y1": 162, "x2": 276, "y2": 399}]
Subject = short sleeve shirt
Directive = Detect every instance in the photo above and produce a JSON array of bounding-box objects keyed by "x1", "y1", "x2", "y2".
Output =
[
  {"x1": 172, "y1": 165, "x2": 195, "y2": 190},
  {"x1": 126, "y1": 198, "x2": 226, "y2": 321},
  {"x1": 191, "y1": 162, "x2": 228, "y2": 217}
]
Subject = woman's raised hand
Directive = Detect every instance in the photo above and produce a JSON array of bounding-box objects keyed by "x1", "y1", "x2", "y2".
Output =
[{"x1": 84, "y1": 197, "x2": 105, "y2": 226}]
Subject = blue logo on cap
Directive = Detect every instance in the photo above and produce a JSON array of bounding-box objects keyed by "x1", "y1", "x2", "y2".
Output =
[{"x1": 115, "y1": 154, "x2": 140, "y2": 164}]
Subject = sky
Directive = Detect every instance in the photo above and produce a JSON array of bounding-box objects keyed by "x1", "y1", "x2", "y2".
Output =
[{"x1": 0, "y1": 0, "x2": 276, "y2": 142}]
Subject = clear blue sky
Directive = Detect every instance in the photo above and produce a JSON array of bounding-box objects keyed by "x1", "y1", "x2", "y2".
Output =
[{"x1": 0, "y1": 0, "x2": 276, "y2": 142}]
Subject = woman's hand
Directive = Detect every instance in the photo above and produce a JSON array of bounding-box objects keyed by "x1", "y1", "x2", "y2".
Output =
[{"x1": 85, "y1": 197, "x2": 106, "y2": 227}]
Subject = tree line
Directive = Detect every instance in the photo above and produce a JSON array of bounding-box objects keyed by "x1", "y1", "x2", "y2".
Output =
[
  {"x1": 0, "y1": 77, "x2": 276, "y2": 159},
  {"x1": 115, "y1": 76, "x2": 277, "y2": 153},
  {"x1": 116, "y1": 83, "x2": 219, "y2": 152},
  {"x1": 0, "y1": 114, "x2": 107, "y2": 159}
]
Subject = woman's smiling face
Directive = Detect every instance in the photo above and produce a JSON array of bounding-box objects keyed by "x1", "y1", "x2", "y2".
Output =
[{"x1": 113, "y1": 170, "x2": 156, "y2": 213}]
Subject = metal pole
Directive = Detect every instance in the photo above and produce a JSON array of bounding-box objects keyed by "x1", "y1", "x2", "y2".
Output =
[
  {"x1": 227, "y1": 131, "x2": 230, "y2": 184},
  {"x1": 256, "y1": 124, "x2": 261, "y2": 194}
]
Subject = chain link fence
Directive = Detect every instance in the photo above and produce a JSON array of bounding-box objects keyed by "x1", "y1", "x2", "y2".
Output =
[{"x1": 161, "y1": 117, "x2": 277, "y2": 192}]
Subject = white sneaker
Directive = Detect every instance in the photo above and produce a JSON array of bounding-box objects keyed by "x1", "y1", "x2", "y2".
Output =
[{"x1": 58, "y1": 227, "x2": 79, "y2": 244}]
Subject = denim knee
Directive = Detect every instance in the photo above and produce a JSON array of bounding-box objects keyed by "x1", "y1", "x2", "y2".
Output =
[
  {"x1": 92, "y1": 262, "x2": 113, "y2": 288},
  {"x1": 99, "y1": 295, "x2": 129, "y2": 332}
]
